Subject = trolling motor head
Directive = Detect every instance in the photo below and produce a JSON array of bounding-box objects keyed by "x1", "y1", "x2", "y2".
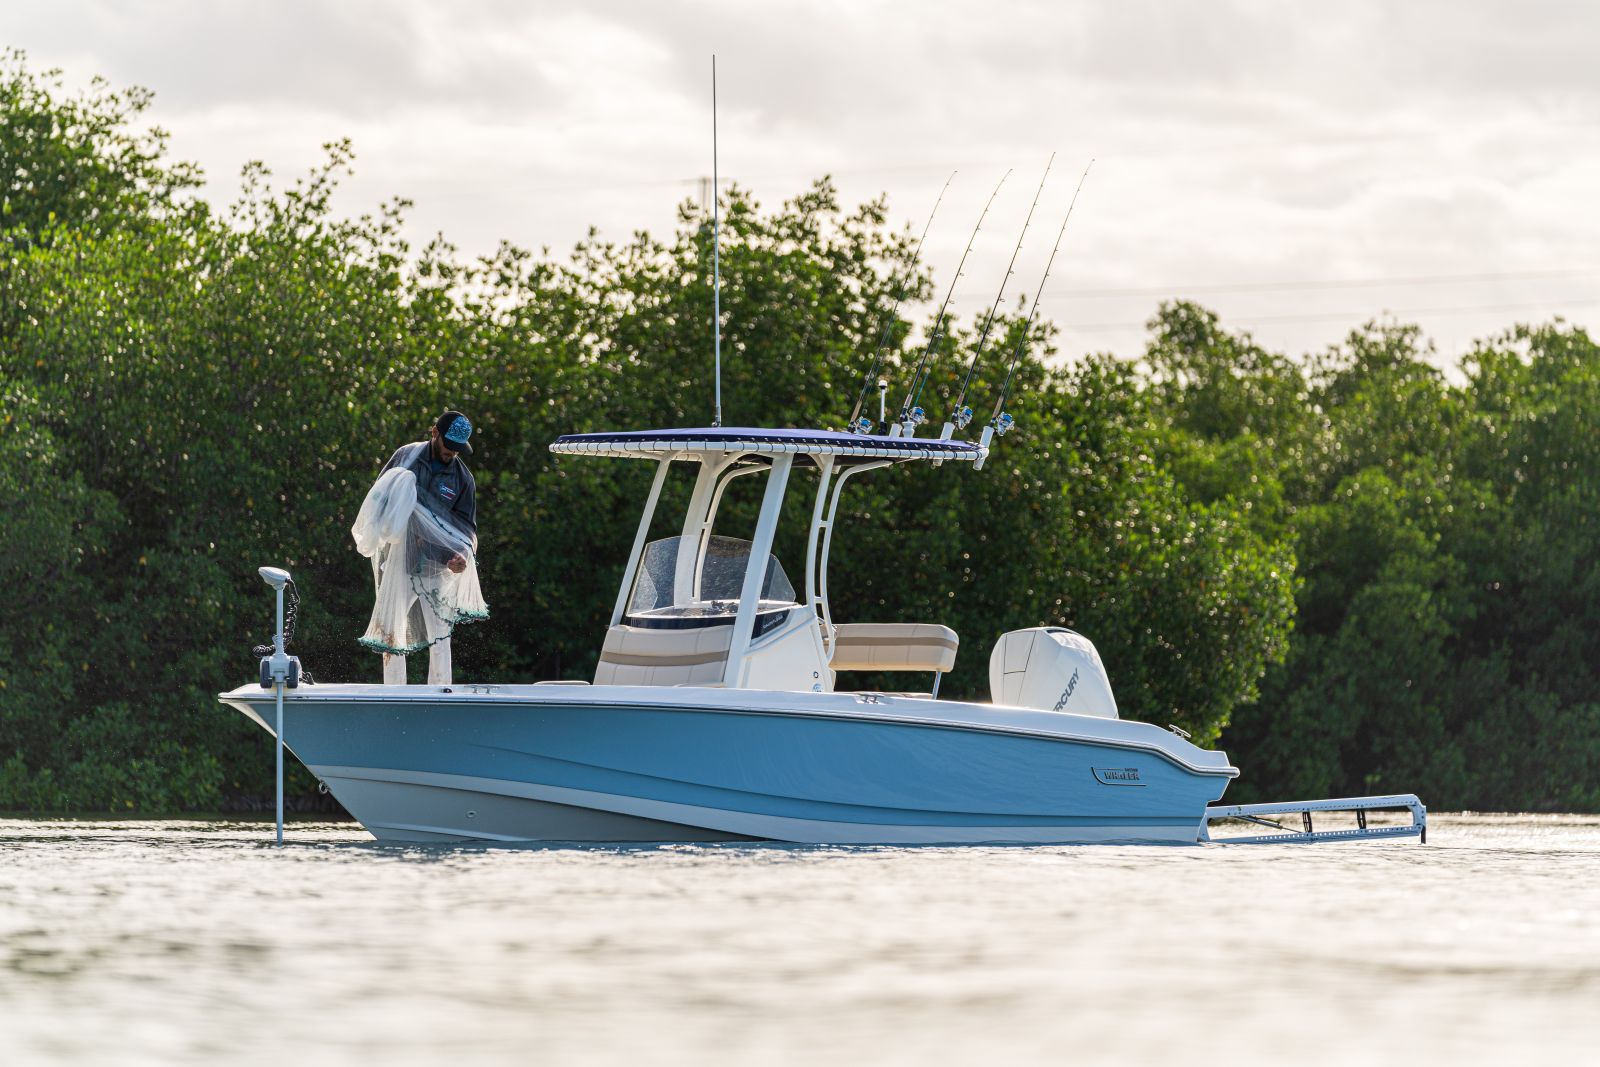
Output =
[{"x1": 256, "y1": 565, "x2": 301, "y2": 690}]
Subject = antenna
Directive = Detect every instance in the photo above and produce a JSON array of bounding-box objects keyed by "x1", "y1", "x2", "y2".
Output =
[
  {"x1": 711, "y1": 55, "x2": 723, "y2": 428},
  {"x1": 845, "y1": 170, "x2": 957, "y2": 434},
  {"x1": 983, "y1": 158, "x2": 1093, "y2": 452},
  {"x1": 943, "y1": 152, "x2": 1054, "y2": 440},
  {"x1": 893, "y1": 169, "x2": 1011, "y2": 436}
]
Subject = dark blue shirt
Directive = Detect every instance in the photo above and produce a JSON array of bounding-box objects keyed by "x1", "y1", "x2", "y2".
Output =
[{"x1": 382, "y1": 441, "x2": 478, "y2": 537}]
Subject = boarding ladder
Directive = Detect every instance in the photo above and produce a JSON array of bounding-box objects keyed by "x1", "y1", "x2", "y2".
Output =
[{"x1": 1201, "y1": 794, "x2": 1427, "y2": 845}]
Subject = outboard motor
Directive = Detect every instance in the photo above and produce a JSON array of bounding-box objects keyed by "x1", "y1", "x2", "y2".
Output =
[{"x1": 989, "y1": 627, "x2": 1118, "y2": 718}]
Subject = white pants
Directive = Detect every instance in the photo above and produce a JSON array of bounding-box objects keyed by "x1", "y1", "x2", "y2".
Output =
[{"x1": 382, "y1": 592, "x2": 452, "y2": 686}]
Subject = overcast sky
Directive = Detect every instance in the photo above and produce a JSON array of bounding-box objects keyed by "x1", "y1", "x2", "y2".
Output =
[{"x1": 6, "y1": 0, "x2": 1598, "y2": 366}]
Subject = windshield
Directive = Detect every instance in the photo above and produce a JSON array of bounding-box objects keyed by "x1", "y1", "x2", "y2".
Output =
[{"x1": 628, "y1": 535, "x2": 796, "y2": 620}]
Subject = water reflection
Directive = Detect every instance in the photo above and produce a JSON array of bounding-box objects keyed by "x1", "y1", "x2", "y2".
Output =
[{"x1": 1, "y1": 814, "x2": 1597, "y2": 1064}]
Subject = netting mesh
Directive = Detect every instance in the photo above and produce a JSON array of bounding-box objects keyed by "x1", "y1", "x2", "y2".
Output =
[{"x1": 351, "y1": 467, "x2": 488, "y2": 654}]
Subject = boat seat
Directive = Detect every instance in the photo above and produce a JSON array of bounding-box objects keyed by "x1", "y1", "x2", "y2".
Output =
[
  {"x1": 830, "y1": 623, "x2": 958, "y2": 674},
  {"x1": 594, "y1": 623, "x2": 731, "y2": 687}
]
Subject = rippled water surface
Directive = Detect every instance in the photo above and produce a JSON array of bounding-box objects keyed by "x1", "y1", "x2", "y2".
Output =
[{"x1": 2, "y1": 814, "x2": 1597, "y2": 1065}]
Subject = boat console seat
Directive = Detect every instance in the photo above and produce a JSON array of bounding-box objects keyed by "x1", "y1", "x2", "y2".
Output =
[
  {"x1": 830, "y1": 623, "x2": 959, "y2": 674},
  {"x1": 594, "y1": 623, "x2": 732, "y2": 687}
]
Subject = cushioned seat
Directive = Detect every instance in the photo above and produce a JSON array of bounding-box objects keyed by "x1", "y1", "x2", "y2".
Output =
[
  {"x1": 830, "y1": 623, "x2": 958, "y2": 674},
  {"x1": 594, "y1": 624, "x2": 732, "y2": 687}
]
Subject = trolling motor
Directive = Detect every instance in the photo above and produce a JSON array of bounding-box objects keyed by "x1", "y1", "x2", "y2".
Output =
[
  {"x1": 257, "y1": 565, "x2": 300, "y2": 846},
  {"x1": 256, "y1": 567, "x2": 302, "y2": 689}
]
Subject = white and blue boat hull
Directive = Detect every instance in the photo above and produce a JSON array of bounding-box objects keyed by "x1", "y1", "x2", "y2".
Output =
[{"x1": 219, "y1": 685, "x2": 1237, "y2": 845}]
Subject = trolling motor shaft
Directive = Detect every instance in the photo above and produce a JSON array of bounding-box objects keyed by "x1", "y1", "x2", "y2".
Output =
[{"x1": 257, "y1": 565, "x2": 301, "y2": 846}]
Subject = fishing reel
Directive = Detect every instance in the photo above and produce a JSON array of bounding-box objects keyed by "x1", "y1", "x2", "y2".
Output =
[
  {"x1": 852, "y1": 416, "x2": 873, "y2": 435},
  {"x1": 906, "y1": 406, "x2": 927, "y2": 427},
  {"x1": 952, "y1": 406, "x2": 974, "y2": 430},
  {"x1": 993, "y1": 412, "x2": 1016, "y2": 436}
]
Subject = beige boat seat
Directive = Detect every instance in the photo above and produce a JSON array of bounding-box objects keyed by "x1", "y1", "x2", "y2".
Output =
[
  {"x1": 594, "y1": 624, "x2": 731, "y2": 687},
  {"x1": 830, "y1": 623, "x2": 959, "y2": 674}
]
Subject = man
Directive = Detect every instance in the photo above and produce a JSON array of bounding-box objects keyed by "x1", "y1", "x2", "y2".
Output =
[{"x1": 376, "y1": 410, "x2": 480, "y2": 685}]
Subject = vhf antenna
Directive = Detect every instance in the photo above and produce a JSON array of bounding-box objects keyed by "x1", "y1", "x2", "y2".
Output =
[
  {"x1": 711, "y1": 55, "x2": 723, "y2": 428},
  {"x1": 892, "y1": 169, "x2": 1010, "y2": 437},
  {"x1": 941, "y1": 152, "x2": 1053, "y2": 440},
  {"x1": 978, "y1": 158, "x2": 1093, "y2": 465},
  {"x1": 846, "y1": 170, "x2": 957, "y2": 434}
]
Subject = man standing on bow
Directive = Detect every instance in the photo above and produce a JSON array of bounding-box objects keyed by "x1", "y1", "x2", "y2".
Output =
[{"x1": 376, "y1": 409, "x2": 480, "y2": 685}]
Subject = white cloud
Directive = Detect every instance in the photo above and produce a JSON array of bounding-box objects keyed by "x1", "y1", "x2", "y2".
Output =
[{"x1": 4, "y1": 0, "x2": 1596, "y2": 365}]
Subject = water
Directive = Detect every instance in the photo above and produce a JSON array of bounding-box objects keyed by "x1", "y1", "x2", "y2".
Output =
[{"x1": 2, "y1": 815, "x2": 1596, "y2": 1065}]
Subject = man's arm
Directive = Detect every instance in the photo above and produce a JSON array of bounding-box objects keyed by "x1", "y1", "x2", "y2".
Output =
[
  {"x1": 453, "y1": 471, "x2": 478, "y2": 538},
  {"x1": 440, "y1": 471, "x2": 477, "y2": 573},
  {"x1": 380, "y1": 445, "x2": 410, "y2": 473}
]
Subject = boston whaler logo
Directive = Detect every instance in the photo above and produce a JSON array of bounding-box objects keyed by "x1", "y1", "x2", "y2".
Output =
[
  {"x1": 1052, "y1": 668, "x2": 1080, "y2": 712},
  {"x1": 1092, "y1": 767, "x2": 1144, "y2": 786}
]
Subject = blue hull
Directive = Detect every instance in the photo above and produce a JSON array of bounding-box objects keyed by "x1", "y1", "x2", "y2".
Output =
[{"x1": 223, "y1": 689, "x2": 1234, "y2": 844}]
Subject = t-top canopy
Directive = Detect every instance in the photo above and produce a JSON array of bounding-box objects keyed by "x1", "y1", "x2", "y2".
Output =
[{"x1": 549, "y1": 426, "x2": 987, "y2": 467}]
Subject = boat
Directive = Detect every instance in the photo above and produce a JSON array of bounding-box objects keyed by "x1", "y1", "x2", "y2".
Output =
[
  {"x1": 219, "y1": 425, "x2": 1426, "y2": 845},
  {"x1": 219, "y1": 89, "x2": 1425, "y2": 846}
]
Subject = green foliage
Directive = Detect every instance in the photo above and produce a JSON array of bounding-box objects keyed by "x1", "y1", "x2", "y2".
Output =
[
  {"x1": 1182, "y1": 312, "x2": 1600, "y2": 810},
  {"x1": 0, "y1": 49, "x2": 201, "y2": 250},
  {"x1": 2, "y1": 57, "x2": 1591, "y2": 815}
]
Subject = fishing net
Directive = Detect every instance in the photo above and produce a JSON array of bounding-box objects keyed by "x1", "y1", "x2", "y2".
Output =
[{"x1": 351, "y1": 467, "x2": 488, "y2": 654}]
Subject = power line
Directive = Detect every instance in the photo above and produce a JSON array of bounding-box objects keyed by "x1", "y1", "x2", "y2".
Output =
[
  {"x1": 1040, "y1": 268, "x2": 1600, "y2": 300},
  {"x1": 1059, "y1": 297, "x2": 1600, "y2": 333},
  {"x1": 509, "y1": 161, "x2": 976, "y2": 197}
]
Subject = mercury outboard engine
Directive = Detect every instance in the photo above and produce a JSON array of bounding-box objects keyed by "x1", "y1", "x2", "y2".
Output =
[{"x1": 989, "y1": 627, "x2": 1118, "y2": 718}]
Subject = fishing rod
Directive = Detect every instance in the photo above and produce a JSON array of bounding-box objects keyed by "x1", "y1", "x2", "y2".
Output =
[
  {"x1": 976, "y1": 159, "x2": 1093, "y2": 466},
  {"x1": 941, "y1": 153, "x2": 1054, "y2": 440},
  {"x1": 846, "y1": 170, "x2": 957, "y2": 434},
  {"x1": 891, "y1": 169, "x2": 1011, "y2": 436}
]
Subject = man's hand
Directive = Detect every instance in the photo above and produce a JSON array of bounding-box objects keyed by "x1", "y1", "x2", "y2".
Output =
[{"x1": 447, "y1": 554, "x2": 467, "y2": 574}]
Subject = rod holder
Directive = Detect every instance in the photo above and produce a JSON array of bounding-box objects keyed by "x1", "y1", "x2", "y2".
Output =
[{"x1": 974, "y1": 424, "x2": 995, "y2": 470}]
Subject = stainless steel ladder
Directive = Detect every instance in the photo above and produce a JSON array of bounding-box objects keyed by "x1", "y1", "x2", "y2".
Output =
[{"x1": 1201, "y1": 794, "x2": 1427, "y2": 845}]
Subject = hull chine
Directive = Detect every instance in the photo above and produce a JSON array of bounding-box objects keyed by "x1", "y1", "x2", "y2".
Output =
[
  {"x1": 325, "y1": 769, "x2": 757, "y2": 844},
  {"x1": 317, "y1": 765, "x2": 1208, "y2": 846}
]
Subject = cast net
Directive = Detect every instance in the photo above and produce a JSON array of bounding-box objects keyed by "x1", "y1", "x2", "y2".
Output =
[{"x1": 351, "y1": 467, "x2": 488, "y2": 654}]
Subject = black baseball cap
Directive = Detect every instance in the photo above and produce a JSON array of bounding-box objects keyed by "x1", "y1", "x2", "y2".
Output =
[{"x1": 435, "y1": 410, "x2": 474, "y2": 454}]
